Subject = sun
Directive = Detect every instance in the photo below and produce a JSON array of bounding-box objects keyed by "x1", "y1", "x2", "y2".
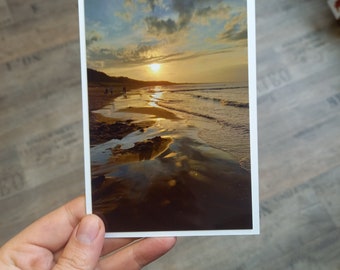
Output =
[{"x1": 149, "y1": 63, "x2": 161, "y2": 73}]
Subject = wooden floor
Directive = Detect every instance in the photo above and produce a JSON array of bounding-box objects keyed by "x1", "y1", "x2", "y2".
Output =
[{"x1": 1, "y1": 0, "x2": 339, "y2": 269}]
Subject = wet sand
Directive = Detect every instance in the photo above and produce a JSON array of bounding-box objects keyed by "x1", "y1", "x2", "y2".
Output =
[
  {"x1": 88, "y1": 84, "x2": 135, "y2": 111},
  {"x1": 109, "y1": 136, "x2": 173, "y2": 164},
  {"x1": 117, "y1": 106, "x2": 181, "y2": 120},
  {"x1": 92, "y1": 136, "x2": 252, "y2": 231},
  {"x1": 88, "y1": 85, "x2": 154, "y2": 145},
  {"x1": 88, "y1": 85, "x2": 252, "y2": 232}
]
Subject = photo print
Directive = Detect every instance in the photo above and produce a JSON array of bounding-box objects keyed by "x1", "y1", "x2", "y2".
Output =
[{"x1": 78, "y1": 0, "x2": 259, "y2": 237}]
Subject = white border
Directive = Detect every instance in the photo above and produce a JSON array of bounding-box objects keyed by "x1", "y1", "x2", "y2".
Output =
[
  {"x1": 78, "y1": 0, "x2": 92, "y2": 215},
  {"x1": 247, "y1": 0, "x2": 260, "y2": 236},
  {"x1": 78, "y1": 0, "x2": 259, "y2": 237},
  {"x1": 328, "y1": 0, "x2": 340, "y2": 19}
]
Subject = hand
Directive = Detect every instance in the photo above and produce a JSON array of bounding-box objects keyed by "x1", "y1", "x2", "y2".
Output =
[{"x1": 0, "y1": 196, "x2": 176, "y2": 269}]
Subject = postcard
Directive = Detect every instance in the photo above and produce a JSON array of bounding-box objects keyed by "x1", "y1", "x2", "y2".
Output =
[{"x1": 78, "y1": 0, "x2": 259, "y2": 237}]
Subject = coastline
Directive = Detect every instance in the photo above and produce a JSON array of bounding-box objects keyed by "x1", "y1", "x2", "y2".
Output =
[
  {"x1": 88, "y1": 84, "x2": 156, "y2": 145},
  {"x1": 88, "y1": 84, "x2": 252, "y2": 231}
]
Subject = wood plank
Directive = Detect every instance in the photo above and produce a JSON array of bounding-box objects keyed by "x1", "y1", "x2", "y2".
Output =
[
  {"x1": 0, "y1": 0, "x2": 83, "y2": 244},
  {"x1": 0, "y1": 0, "x2": 339, "y2": 269}
]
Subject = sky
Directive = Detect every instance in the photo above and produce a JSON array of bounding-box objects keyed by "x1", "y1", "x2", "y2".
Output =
[{"x1": 84, "y1": 0, "x2": 248, "y2": 83}]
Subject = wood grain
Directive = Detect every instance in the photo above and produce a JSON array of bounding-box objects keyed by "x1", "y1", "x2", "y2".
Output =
[
  {"x1": 0, "y1": 0, "x2": 83, "y2": 242},
  {"x1": 0, "y1": 0, "x2": 339, "y2": 269}
]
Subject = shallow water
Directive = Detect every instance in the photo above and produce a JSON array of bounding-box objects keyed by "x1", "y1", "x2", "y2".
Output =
[
  {"x1": 94, "y1": 83, "x2": 250, "y2": 164},
  {"x1": 91, "y1": 83, "x2": 252, "y2": 231},
  {"x1": 92, "y1": 136, "x2": 252, "y2": 231}
]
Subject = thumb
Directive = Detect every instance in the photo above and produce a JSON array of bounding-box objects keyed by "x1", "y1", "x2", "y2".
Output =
[{"x1": 53, "y1": 215, "x2": 105, "y2": 270}]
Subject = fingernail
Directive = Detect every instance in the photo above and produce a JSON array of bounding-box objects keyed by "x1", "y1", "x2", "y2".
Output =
[{"x1": 76, "y1": 215, "x2": 100, "y2": 244}]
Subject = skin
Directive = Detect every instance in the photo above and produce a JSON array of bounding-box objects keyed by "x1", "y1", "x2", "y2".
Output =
[{"x1": 0, "y1": 197, "x2": 176, "y2": 270}]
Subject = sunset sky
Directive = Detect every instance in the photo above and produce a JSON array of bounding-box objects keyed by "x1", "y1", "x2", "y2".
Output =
[{"x1": 84, "y1": 0, "x2": 248, "y2": 83}]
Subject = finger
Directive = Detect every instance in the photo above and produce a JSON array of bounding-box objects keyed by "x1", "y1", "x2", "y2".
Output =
[
  {"x1": 100, "y1": 237, "x2": 176, "y2": 270},
  {"x1": 53, "y1": 238, "x2": 137, "y2": 262},
  {"x1": 53, "y1": 215, "x2": 105, "y2": 270},
  {"x1": 101, "y1": 238, "x2": 136, "y2": 256},
  {"x1": 14, "y1": 196, "x2": 86, "y2": 252}
]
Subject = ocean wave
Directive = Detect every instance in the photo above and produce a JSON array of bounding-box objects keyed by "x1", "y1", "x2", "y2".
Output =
[
  {"x1": 165, "y1": 86, "x2": 247, "y2": 93},
  {"x1": 191, "y1": 94, "x2": 249, "y2": 108},
  {"x1": 157, "y1": 102, "x2": 249, "y2": 133}
]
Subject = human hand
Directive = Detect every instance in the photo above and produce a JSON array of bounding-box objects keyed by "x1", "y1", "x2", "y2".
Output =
[{"x1": 0, "y1": 196, "x2": 176, "y2": 269}]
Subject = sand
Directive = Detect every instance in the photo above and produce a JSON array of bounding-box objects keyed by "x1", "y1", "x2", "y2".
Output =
[
  {"x1": 88, "y1": 85, "x2": 158, "y2": 146},
  {"x1": 117, "y1": 106, "x2": 181, "y2": 120},
  {"x1": 87, "y1": 84, "x2": 252, "y2": 232},
  {"x1": 110, "y1": 136, "x2": 173, "y2": 164},
  {"x1": 88, "y1": 84, "x2": 135, "y2": 110}
]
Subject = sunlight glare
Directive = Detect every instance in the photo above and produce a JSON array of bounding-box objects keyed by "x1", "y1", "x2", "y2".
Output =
[{"x1": 149, "y1": 63, "x2": 161, "y2": 73}]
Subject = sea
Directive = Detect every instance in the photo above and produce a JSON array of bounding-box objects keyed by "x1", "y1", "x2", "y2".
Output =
[
  {"x1": 91, "y1": 82, "x2": 253, "y2": 231},
  {"x1": 93, "y1": 82, "x2": 250, "y2": 169},
  {"x1": 154, "y1": 83, "x2": 250, "y2": 164}
]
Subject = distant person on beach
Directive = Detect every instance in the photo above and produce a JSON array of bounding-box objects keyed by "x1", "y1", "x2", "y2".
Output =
[
  {"x1": 123, "y1": 86, "x2": 127, "y2": 98},
  {"x1": 0, "y1": 196, "x2": 176, "y2": 270}
]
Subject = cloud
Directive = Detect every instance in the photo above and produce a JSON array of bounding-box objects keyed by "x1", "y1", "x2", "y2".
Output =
[
  {"x1": 124, "y1": 0, "x2": 135, "y2": 8},
  {"x1": 195, "y1": 3, "x2": 230, "y2": 22},
  {"x1": 195, "y1": 6, "x2": 213, "y2": 17},
  {"x1": 144, "y1": 0, "x2": 233, "y2": 37},
  {"x1": 161, "y1": 47, "x2": 234, "y2": 65},
  {"x1": 146, "y1": 0, "x2": 157, "y2": 11},
  {"x1": 219, "y1": 10, "x2": 247, "y2": 42},
  {"x1": 115, "y1": 11, "x2": 132, "y2": 22},
  {"x1": 171, "y1": 0, "x2": 230, "y2": 27},
  {"x1": 86, "y1": 31, "x2": 102, "y2": 46},
  {"x1": 171, "y1": 0, "x2": 195, "y2": 29},
  {"x1": 143, "y1": 0, "x2": 195, "y2": 37},
  {"x1": 87, "y1": 41, "x2": 166, "y2": 67},
  {"x1": 86, "y1": 0, "x2": 248, "y2": 71},
  {"x1": 145, "y1": 16, "x2": 178, "y2": 35},
  {"x1": 87, "y1": 38, "x2": 233, "y2": 70}
]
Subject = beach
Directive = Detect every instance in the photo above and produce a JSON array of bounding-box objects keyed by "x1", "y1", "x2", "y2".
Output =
[{"x1": 89, "y1": 83, "x2": 252, "y2": 232}]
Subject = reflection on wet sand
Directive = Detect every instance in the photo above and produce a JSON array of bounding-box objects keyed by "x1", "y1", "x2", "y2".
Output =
[
  {"x1": 89, "y1": 86, "x2": 252, "y2": 232},
  {"x1": 92, "y1": 136, "x2": 252, "y2": 232}
]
